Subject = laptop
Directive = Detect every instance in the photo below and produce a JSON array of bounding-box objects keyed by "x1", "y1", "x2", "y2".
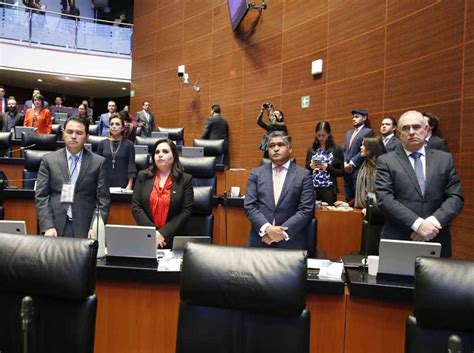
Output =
[
  {"x1": 105, "y1": 225, "x2": 157, "y2": 264},
  {"x1": 54, "y1": 112, "x2": 68, "y2": 122},
  {"x1": 14, "y1": 127, "x2": 35, "y2": 140},
  {"x1": 0, "y1": 220, "x2": 27, "y2": 235},
  {"x1": 181, "y1": 147, "x2": 204, "y2": 157},
  {"x1": 134, "y1": 145, "x2": 149, "y2": 155},
  {"x1": 378, "y1": 239, "x2": 441, "y2": 277},
  {"x1": 151, "y1": 132, "x2": 168, "y2": 139},
  {"x1": 171, "y1": 236, "x2": 211, "y2": 259}
]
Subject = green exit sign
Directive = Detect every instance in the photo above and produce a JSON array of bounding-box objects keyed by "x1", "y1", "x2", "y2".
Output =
[
  {"x1": 130, "y1": 89, "x2": 136, "y2": 97},
  {"x1": 301, "y1": 96, "x2": 310, "y2": 108}
]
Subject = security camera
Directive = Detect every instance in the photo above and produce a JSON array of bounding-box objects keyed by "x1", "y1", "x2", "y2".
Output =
[{"x1": 178, "y1": 65, "x2": 186, "y2": 77}]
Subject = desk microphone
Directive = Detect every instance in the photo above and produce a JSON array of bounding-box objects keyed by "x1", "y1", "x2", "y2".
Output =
[
  {"x1": 5, "y1": 144, "x2": 36, "y2": 158},
  {"x1": 21, "y1": 296, "x2": 34, "y2": 353},
  {"x1": 448, "y1": 334, "x2": 462, "y2": 353}
]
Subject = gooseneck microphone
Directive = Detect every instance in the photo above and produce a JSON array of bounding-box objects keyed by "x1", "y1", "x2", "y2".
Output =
[
  {"x1": 21, "y1": 296, "x2": 34, "y2": 353},
  {"x1": 5, "y1": 143, "x2": 36, "y2": 158}
]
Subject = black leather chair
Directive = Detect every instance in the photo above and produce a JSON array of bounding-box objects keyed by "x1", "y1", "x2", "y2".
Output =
[
  {"x1": 23, "y1": 150, "x2": 52, "y2": 189},
  {"x1": 21, "y1": 133, "x2": 57, "y2": 157},
  {"x1": 179, "y1": 156, "x2": 216, "y2": 194},
  {"x1": 135, "y1": 153, "x2": 150, "y2": 171},
  {"x1": 135, "y1": 136, "x2": 160, "y2": 154},
  {"x1": 86, "y1": 135, "x2": 107, "y2": 152},
  {"x1": 177, "y1": 243, "x2": 310, "y2": 353},
  {"x1": 0, "y1": 233, "x2": 98, "y2": 353},
  {"x1": 88, "y1": 124, "x2": 99, "y2": 136},
  {"x1": 179, "y1": 186, "x2": 213, "y2": 240},
  {"x1": 359, "y1": 201, "x2": 385, "y2": 256},
  {"x1": 158, "y1": 127, "x2": 184, "y2": 146},
  {"x1": 51, "y1": 123, "x2": 62, "y2": 141},
  {"x1": 193, "y1": 138, "x2": 225, "y2": 171},
  {"x1": 405, "y1": 257, "x2": 474, "y2": 353},
  {"x1": 0, "y1": 132, "x2": 11, "y2": 157}
]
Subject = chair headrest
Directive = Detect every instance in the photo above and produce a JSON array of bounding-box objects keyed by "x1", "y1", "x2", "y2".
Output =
[
  {"x1": 0, "y1": 233, "x2": 98, "y2": 300},
  {"x1": 180, "y1": 243, "x2": 307, "y2": 316},
  {"x1": 135, "y1": 154, "x2": 150, "y2": 170},
  {"x1": 0, "y1": 132, "x2": 11, "y2": 149},
  {"x1": 193, "y1": 139, "x2": 225, "y2": 156},
  {"x1": 135, "y1": 136, "x2": 160, "y2": 153},
  {"x1": 21, "y1": 133, "x2": 57, "y2": 150},
  {"x1": 158, "y1": 127, "x2": 184, "y2": 141},
  {"x1": 24, "y1": 150, "x2": 52, "y2": 170},
  {"x1": 414, "y1": 257, "x2": 474, "y2": 331},
  {"x1": 180, "y1": 156, "x2": 216, "y2": 177},
  {"x1": 192, "y1": 186, "x2": 212, "y2": 215}
]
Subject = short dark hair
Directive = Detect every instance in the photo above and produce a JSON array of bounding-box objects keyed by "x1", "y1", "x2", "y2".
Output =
[
  {"x1": 211, "y1": 104, "x2": 221, "y2": 114},
  {"x1": 109, "y1": 113, "x2": 125, "y2": 128},
  {"x1": 422, "y1": 112, "x2": 439, "y2": 134},
  {"x1": 64, "y1": 116, "x2": 89, "y2": 133},
  {"x1": 34, "y1": 94, "x2": 44, "y2": 107},
  {"x1": 383, "y1": 116, "x2": 397, "y2": 129},
  {"x1": 148, "y1": 139, "x2": 184, "y2": 180},
  {"x1": 267, "y1": 131, "x2": 292, "y2": 147},
  {"x1": 312, "y1": 121, "x2": 335, "y2": 151}
]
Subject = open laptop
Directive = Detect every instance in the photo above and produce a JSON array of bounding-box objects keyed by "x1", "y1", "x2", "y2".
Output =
[
  {"x1": 0, "y1": 220, "x2": 27, "y2": 235},
  {"x1": 14, "y1": 127, "x2": 35, "y2": 140},
  {"x1": 105, "y1": 225, "x2": 157, "y2": 264},
  {"x1": 151, "y1": 132, "x2": 168, "y2": 139},
  {"x1": 171, "y1": 236, "x2": 211, "y2": 259},
  {"x1": 378, "y1": 239, "x2": 441, "y2": 278},
  {"x1": 181, "y1": 147, "x2": 204, "y2": 157},
  {"x1": 54, "y1": 112, "x2": 68, "y2": 122},
  {"x1": 134, "y1": 145, "x2": 149, "y2": 155}
]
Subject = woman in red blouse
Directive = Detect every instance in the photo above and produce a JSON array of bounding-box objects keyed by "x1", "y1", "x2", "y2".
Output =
[{"x1": 132, "y1": 139, "x2": 193, "y2": 248}]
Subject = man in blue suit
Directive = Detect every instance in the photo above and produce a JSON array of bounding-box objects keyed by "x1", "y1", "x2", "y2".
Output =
[
  {"x1": 244, "y1": 131, "x2": 314, "y2": 250},
  {"x1": 98, "y1": 100, "x2": 117, "y2": 136},
  {"x1": 343, "y1": 109, "x2": 374, "y2": 201},
  {"x1": 380, "y1": 116, "x2": 401, "y2": 152}
]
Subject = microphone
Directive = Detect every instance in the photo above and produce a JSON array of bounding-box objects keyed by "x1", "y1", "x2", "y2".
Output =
[
  {"x1": 21, "y1": 296, "x2": 34, "y2": 331},
  {"x1": 448, "y1": 334, "x2": 462, "y2": 353},
  {"x1": 5, "y1": 144, "x2": 36, "y2": 158}
]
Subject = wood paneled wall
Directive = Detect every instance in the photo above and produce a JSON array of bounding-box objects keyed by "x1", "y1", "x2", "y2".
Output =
[{"x1": 131, "y1": 0, "x2": 474, "y2": 259}]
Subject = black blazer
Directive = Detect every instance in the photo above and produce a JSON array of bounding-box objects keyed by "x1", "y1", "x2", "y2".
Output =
[
  {"x1": 132, "y1": 171, "x2": 194, "y2": 244},
  {"x1": 305, "y1": 144, "x2": 344, "y2": 192},
  {"x1": 426, "y1": 134, "x2": 449, "y2": 152}
]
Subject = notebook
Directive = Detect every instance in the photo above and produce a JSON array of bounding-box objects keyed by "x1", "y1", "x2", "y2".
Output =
[
  {"x1": 171, "y1": 236, "x2": 211, "y2": 259},
  {"x1": 0, "y1": 220, "x2": 27, "y2": 235},
  {"x1": 14, "y1": 127, "x2": 35, "y2": 140},
  {"x1": 105, "y1": 224, "x2": 156, "y2": 262}
]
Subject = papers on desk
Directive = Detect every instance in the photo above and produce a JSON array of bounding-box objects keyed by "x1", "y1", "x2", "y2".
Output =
[
  {"x1": 157, "y1": 250, "x2": 181, "y2": 271},
  {"x1": 307, "y1": 259, "x2": 331, "y2": 269},
  {"x1": 110, "y1": 187, "x2": 133, "y2": 194},
  {"x1": 326, "y1": 206, "x2": 353, "y2": 212},
  {"x1": 318, "y1": 262, "x2": 344, "y2": 279}
]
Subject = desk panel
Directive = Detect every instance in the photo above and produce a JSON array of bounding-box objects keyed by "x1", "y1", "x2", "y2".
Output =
[
  {"x1": 0, "y1": 158, "x2": 25, "y2": 188},
  {"x1": 4, "y1": 198, "x2": 37, "y2": 234}
]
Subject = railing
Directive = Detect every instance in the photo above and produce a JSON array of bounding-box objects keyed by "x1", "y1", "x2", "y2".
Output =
[{"x1": 0, "y1": 2, "x2": 133, "y2": 55}]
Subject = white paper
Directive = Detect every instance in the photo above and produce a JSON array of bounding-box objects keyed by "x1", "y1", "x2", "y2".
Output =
[
  {"x1": 318, "y1": 262, "x2": 344, "y2": 279},
  {"x1": 157, "y1": 257, "x2": 182, "y2": 271},
  {"x1": 307, "y1": 259, "x2": 331, "y2": 269}
]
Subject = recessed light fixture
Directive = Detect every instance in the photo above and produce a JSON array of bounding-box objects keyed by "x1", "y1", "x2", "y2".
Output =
[
  {"x1": 37, "y1": 78, "x2": 43, "y2": 82},
  {"x1": 64, "y1": 76, "x2": 70, "y2": 80},
  {"x1": 121, "y1": 87, "x2": 127, "y2": 91}
]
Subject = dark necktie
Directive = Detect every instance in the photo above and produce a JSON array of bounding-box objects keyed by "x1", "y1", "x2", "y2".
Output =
[{"x1": 410, "y1": 152, "x2": 425, "y2": 195}]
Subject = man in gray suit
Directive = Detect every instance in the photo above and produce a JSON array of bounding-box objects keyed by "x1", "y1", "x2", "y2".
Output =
[
  {"x1": 375, "y1": 110, "x2": 463, "y2": 257},
  {"x1": 244, "y1": 131, "x2": 314, "y2": 250},
  {"x1": 422, "y1": 112, "x2": 449, "y2": 152},
  {"x1": 135, "y1": 100, "x2": 155, "y2": 137},
  {"x1": 35, "y1": 117, "x2": 110, "y2": 238}
]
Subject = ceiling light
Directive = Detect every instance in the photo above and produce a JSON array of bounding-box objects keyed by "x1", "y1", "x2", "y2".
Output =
[
  {"x1": 121, "y1": 87, "x2": 127, "y2": 91},
  {"x1": 64, "y1": 76, "x2": 70, "y2": 80},
  {"x1": 37, "y1": 78, "x2": 43, "y2": 82}
]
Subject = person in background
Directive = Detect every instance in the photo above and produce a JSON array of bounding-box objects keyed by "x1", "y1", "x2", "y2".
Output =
[
  {"x1": 2, "y1": 98, "x2": 24, "y2": 132},
  {"x1": 335, "y1": 137, "x2": 386, "y2": 215},
  {"x1": 135, "y1": 100, "x2": 155, "y2": 137},
  {"x1": 0, "y1": 86, "x2": 7, "y2": 114},
  {"x1": 24, "y1": 88, "x2": 49, "y2": 110},
  {"x1": 78, "y1": 103, "x2": 94, "y2": 126},
  {"x1": 23, "y1": 94, "x2": 52, "y2": 134},
  {"x1": 132, "y1": 139, "x2": 194, "y2": 249},
  {"x1": 257, "y1": 102, "x2": 288, "y2": 158},
  {"x1": 422, "y1": 112, "x2": 449, "y2": 152},
  {"x1": 50, "y1": 96, "x2": 66, "y2": 115},
  {"x1": 97, "y1": 113, "x2": 136, "y2": 190},
  {"x1": 119, "y1": 110, "x2": 137, "y2": 142},
  {"x1": 98, "y1": 100, "x2": 116, "y2": 136},
  {"x1": 305, "y1": 121, "x2": 344, "y2": 206},
  {"x1": 380, "y1": 116, "x2": 400, "y2": 152},
  {"x1": 201, "y1": 104, "x2": 229, "y2": 163}
]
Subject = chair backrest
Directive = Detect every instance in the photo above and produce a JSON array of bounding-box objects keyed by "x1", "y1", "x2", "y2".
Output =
[
  {"x1": 177, "y1": 243, "x2": 310, "y2": 353},
  {"x1": 0, "y1": 132, "x2": 11, "y2": 156},
  {"x1": 405, "y1": 257, "x2": 474, "y2": 353},
  {"x1": 179, "y1": 156, "x2": 216, "y2": 194},
  {"x1": 193, "y1": 139, "x2": 225, "y2": 166},
  {"x1": 0, "y1": 233, "x2": 98, "y2": 353},
  {"x1": 23, "y1": 150, "x2": 52, "y2": 189},
  {"x1": 51, "y1": 124, "x2": 62, "y2": 141},
  {"x1": 135, "y1": 153, "x2": 150, "y2": 171},
  {"x1": 135, "y1": 136, "x2": 160, "y2": 154},
  {"x1": 158, "y1": 127, "x2": 184, "y2": 146},
  {"x1": 88, "y1": 124, "x2": 99, "y2": 136},
  {"x1": 21, "y1": 133, "x2": 57, "y2": 156},
  {"x1": 179, "y1": 186, "x2": 213, "y2": 238},
  {"x1": 86, "y1": 135, "x2": 107, "y2": 152}
]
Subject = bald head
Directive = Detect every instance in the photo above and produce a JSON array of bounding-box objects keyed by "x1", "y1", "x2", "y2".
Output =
[{"x1": 398, "y1": 111, "x2": 428, "y2": 152}]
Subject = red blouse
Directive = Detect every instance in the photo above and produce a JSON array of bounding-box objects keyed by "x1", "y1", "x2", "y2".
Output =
[{"x1": 149, "y1": 174, "x2": 173, "y2": 229}]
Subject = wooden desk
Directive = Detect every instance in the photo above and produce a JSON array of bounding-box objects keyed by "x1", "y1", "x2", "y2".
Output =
[{"x1": 0, "y1": 158, "x2": 25, "y2": 188}]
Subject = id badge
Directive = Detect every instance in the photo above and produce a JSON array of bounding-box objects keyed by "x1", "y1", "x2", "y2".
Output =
[{"x1": 60, "y1": 183, "x2": 75, "y2": 203}]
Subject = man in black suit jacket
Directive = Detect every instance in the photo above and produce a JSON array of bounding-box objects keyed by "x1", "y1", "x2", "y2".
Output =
[
  {"x1": 1, "y1": 98, "x2": 24, "y2": 132},
  {"x1": 0, "y1": 86, "x2": 7, "y2": 114},
  {"x1": 135, "y1": 100, "x2": 155, "y2": 137},
  {"x1": 376, "y1": 111, "x2": 463, "y2": 257},
  {"x1": 201, "y1": 104, "x2": 229, "y2": 161},
  {"x1": 422, "y1": 112, "x2": 449, "y2": 152},
  {"x1": 380, "y1": 116, "x2": 401, "y2": 152}
]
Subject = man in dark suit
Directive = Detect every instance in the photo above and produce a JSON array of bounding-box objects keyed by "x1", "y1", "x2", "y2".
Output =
[
  {"x1": 0, "y1": 86, "x2": 7, "y2": 114},
  {"x1": 380, "y1": 116, "x2": 401, "y2": 152},
  {"x1": 24, "y1": 88, "x2": 49, "y2": 110},
  {"x1": 376, "y1": 110, "x2": 463, "y2": 257},
  {"x1": 201, "y1": 104, "x2": 229, "y2": 161},
  {"x1": 35, "y1": 117, "x2": 110, "y2": 238},
  {"x1": 343, "y1": 109, "x2": 374, "y2": 201},
  {"x1": 1, "y1": 98, "x2": 24, "y2": 132},
  {"x1": 135, "y1": 100, "x2": 155, "y2": 137},
  {"x1": 422, "y1": 112, "x2": 449, "y2": 152},
  {"x1": 98, "y1": 100, "x2": 117, "y2": 136},
  {"x1": 244, "y1": 131, "x2": 314, "y2": 250},
  {"x1": 49, "y1": 96, "x2": 68, "y2": 116}
]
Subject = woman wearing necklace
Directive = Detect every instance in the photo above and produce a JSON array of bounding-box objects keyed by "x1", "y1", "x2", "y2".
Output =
[
  {"x1": 97, "y1": 114, "x2": 136, "y2": 190},
  {"x1": 132, "y1": 139, "x2": 194, "y2": 249}
]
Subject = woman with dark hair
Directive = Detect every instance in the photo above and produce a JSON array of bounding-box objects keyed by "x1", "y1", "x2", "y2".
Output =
[
  {"x1": 97, "y1": 113, "x2": 136, "y2": 190},
  {"x1": 132, "y1": 139, "x2": 194, "y2": 248},
  {"x1": 119, "y1": 110, "x2": 138, "y2": 142},
  {"x1": 257, "y1": 102, "x2": 288, "y2": 158},
  {"x1": 23, "y1": 94, "x2": 52, "y2": 134},
  {"x1": 305, "y1": 121, "x2": 344, "y2": 205},
  {"x1": 335, "y1": 137, "x2": 386, "y2": 213}
]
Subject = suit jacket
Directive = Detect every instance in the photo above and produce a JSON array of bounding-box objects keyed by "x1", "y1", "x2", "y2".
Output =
[
  {"x1": 244, "y1": 161, "x2": 315, "y2": 250},
  {"x1": 132, "y1": 171, "x2": 194, "y2": 244},
  {"x1": 384, "y1": 135, "x2": 401, "y2": 152},
  {"x1": 343, "y1": 126, "x2": 374, "y2": 169},
  {"x1": 35, "y1": 148, "x2": 111, "y2": 238},
  {"x1": 98, "y1": 112, "x2": 111, "y2": 136},
  {"x1": 23, "y1": 108, "x2": 52, "y2": 134},
  {"x1": 135, "y1": 110, "x2": 155, "y2": 137},
  {"x1": 375, "y1": 146, "x2": 463, "y2": 257},
  {"x1": 426, "y1": 134, "x2": 449, "y2": 152},
  {"x1": 1, "y1": 111, "x2": 24, "y2": 132},
  {"x1": 202, "y1": 114, "x2": 229, "y2": 143},
  {"x1": 0, "y1": 96, "x2": 6, "y2": 113},
  {"x1": 24, "y1": 100, "x2": 49, "y2": 110}
]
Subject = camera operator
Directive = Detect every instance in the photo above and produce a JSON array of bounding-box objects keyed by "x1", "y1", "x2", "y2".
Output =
[{"x1": 257, "y1": 102, "x2": 288, "y2": 158}]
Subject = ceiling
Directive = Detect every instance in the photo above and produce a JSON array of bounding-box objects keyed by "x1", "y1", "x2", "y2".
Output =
[{"x1": 0, "y1": 68, "x2": 131, "y2": 99}]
